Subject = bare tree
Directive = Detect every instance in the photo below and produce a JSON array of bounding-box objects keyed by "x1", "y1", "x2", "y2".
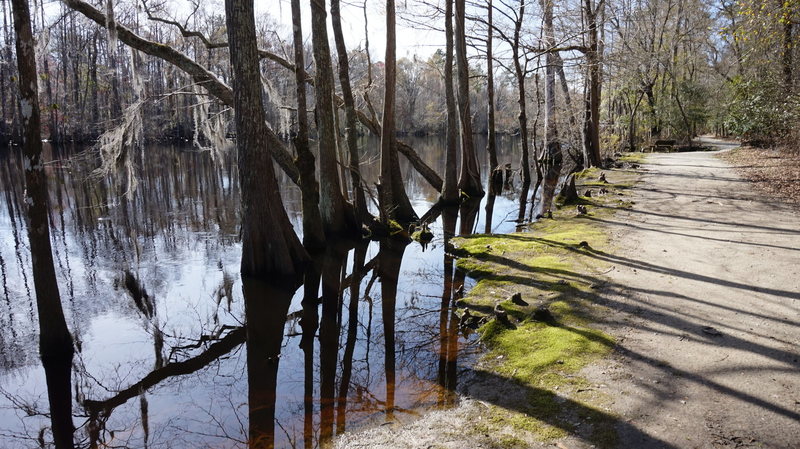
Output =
[
  {"x1": 224, "y1": 0, "x2": 307, "y2": 281},
  {"x1": 455, "y1": 0, "x2": 484, "y2": 198},
  {"x1": 441, "y1": 0, "x2": 459, "y2": 204},
  {"x1": 331, "y1": 0, "x2": 369, "y2": 221},
  {"x1": 309, "y1": 0, "x2": 352, "y2": 235},
  {"x1": 290, "y1": 0, "x2": 325, "y2": 249},
  {"x1": 539, "y1": 0, "x2": 563, "y2": 214},
  {"x1": 11, "y1": 0, "x2": 74, "y2": 446},
  {"x1": 380, "y1": 0, "x2": 418, "y2": 223}
]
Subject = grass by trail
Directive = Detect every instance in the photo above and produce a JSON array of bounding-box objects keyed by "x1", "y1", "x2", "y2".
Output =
[{"x1": 449, "y1": 160, "x2": 642, "y2": 448}]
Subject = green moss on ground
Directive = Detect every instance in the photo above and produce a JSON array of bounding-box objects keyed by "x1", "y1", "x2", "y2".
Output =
[
  {"x1": 618, "y1": 151, "x2": 646, "y2": 164},
  {"x1": 452, "y1": 167, "x2": 641, "y2": 449}
]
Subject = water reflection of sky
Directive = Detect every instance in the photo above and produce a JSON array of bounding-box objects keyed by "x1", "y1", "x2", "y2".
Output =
[{"x1": 0, "y1": 135, "x2": 525, "y2": 448}]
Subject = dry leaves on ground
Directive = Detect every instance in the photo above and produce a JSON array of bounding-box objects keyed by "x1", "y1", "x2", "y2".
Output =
[{"x1": 721, "y1": 146, "x2": 800, "y2": 204}]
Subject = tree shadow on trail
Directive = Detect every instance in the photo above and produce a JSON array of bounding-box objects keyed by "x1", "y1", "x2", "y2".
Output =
[
  {"x1": 462, "y1": 365, "x2": 680, "y2": 449},
  {"x1": 588, "y1": 215, "x2": 800, "y2": 254},
  {"x1": 456, "y1": 234, "x2": 800, "y2": 437},
  {"x1": 497, "y1": 233, "x2": 800, "y2": 301},
  {"x1": 593, "y1": 202, "x2": 800, "y2": 235}
]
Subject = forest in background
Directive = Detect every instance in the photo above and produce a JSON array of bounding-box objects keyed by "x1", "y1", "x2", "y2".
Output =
[{"x1": 0, "y1": 0, "x2": 797, "y2": 150}]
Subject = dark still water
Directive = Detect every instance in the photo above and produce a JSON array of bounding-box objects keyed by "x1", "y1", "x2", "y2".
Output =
[{"x1": 0, "y1": 135, "x2": 527, "y2": 448}]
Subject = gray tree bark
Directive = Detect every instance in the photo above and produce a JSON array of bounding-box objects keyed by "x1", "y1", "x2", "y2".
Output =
[
  {"x1": 309, "y1": 0, "x2": 351, "y2": 235},
  {"x1": 486, "y1": 0, "x2": 499, "y2": 184},
  {"x1": 441, "y1": 0, "x2": 459, "y2": 205},
  {"x1": 513, "y1": 0, "x2": 532, "y2": 185},
  {"x1": 540, "y1": 0, "x2": 563, "y2": 214},
  {"x1": 11, "y1": 0, "x2": 75, "y2": 446},
  {"x1": 290, "y1": 0, "x2": 325, "y2": 250},
  {"x1": 379, "y1": 0, "x2": 417, "y2": 223},
  {"x1": 455, "y1": 0, "x2": 484, "y2": 198},
  {"x1": 331, "y1": 0, "x2": 369, "y2": 221},
  {"x1": 224, "y1": 0, "x2": 307, "y2": 282},
  {"x1": 583, "y1": 0, "x2": 603, "y2": 167}
]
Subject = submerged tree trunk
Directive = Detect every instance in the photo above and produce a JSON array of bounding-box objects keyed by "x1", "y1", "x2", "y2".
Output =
[
  {"x1": 319, "y1": 246, "x2": 347, "y2": 445},
  {"x1": 243, "y1": 279, "x2": 293, "y2": 449},
  {"x1": 224, "y1": 0, "x2": 307, "y2": 282},
  {"x1": 455, "y1": 0, "x2": 484, "y2": 198},
  {"x1": 309, "y1": 0, "x2": 350, "y2": 235},
  {"x1": 331, "y1": 0, "x2": 369, "y2": 221},
  {"x1": 290, "y1": 0, "x2": 325, "y2": 250},
  {"x1": 11, "y1": 0, "x2": 75, "y2": 447},
  {"x1": 440, "y1": 0, "x2": 459, "y2": 205},
  {"x1": 379, "y1": 0, "x2": 417, "y2": 223}
]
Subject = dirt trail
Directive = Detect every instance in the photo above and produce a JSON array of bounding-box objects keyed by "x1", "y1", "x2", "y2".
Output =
[
  {"x1": 337, "y1": 142, "x2": 800, "y2": 449},
  {"x1": 590, "y1": 140, "x2": 800, "y2": 448}
]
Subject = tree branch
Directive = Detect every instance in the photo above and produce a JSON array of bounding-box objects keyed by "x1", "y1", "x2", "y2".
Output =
[{"x1": 61, "y1": 0, "x2": 300, "y2": 185}]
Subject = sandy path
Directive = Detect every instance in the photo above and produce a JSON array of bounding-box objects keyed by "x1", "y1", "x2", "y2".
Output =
[
  {"x1": 337, "y1": 142, "x2": 799, "y2": 449},
  {"x1": 590, "y1": 142, "x2": 800, "y2": 448}
]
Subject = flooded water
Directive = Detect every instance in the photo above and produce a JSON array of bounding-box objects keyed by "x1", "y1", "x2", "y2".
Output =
[{"x1": 0, "y1": 135, "x2": 528, "y2": 448}]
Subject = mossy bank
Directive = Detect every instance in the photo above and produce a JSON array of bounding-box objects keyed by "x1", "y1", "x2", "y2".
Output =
[{"x1": 448, "y1": 160, "x2": 642, "y2": 448}]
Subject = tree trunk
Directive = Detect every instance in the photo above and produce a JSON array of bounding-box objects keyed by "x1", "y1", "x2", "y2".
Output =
[
  {"x1": 552, "y1": 51, "x2": 582, "y2": 167},
  {"x1": 540, "y1": 0, "x2": 563, "y2": 214},
  {"x1": 224, "y1": 0, "x2": 307, "y2": 282},
  {"x1": 11, "y1": 0, "x2": 75, "y2": 447},
  {"x1": 105, "y1": 0, "x2": 122, "y2": 120},
  {"x1": 290, "y1": 0, "x2": 325, "y2": 250},
  {"x1": 486, "y1": 0, "x2": 498, "y2": 173},
  {"x1": 781, "y1": 7, "x2": 793, "y2": 92},
  {"x1": 441, "y1": 0, "x2": 459, "y2": 205},
  {"x1": 513, "y1": 1, "x2": 531, "y2": 185},
  {"x1": 379, "y1": 0, "x2": 417, "y2": 223},
  {"x1": 89, "y1": 33, "x2": 99, "y2": 135},
  {"x1": 455, "y1": 0, "x2": 484, "y2": 198},
  {"x1": 583, "y1": 0, "x2": 602, "y2": 167},
  {"x1": 628, "y1": 90, "x2": 645, "y2": 151},
  {"x1": 309, "y1": 0, "x2": 350, "y2": 235},
  {"x1": 37, "y1": 0, "x2": 58, "y2": 142},
  {"x1": 331, "y1": 0, "x2": 369, "y2": 221},
  {"x1": 644, "y1": 82, "x2": 660, "y2": 138},
  {"x1": 0, "y1": 0, "x2": 8, "y2": 139}
]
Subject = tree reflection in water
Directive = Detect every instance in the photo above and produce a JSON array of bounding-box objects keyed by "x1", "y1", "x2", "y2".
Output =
[
  {"x1": 244, "y1": 279, "x2": 294, "y2": 449},
  {"x1": 0, "y1": 137, "x2": 525, "y2": 448}
]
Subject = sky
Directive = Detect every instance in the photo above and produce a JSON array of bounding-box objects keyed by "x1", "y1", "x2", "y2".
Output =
[{"x1": 270, "y1": 0, "x2": 446, "y2": 61}]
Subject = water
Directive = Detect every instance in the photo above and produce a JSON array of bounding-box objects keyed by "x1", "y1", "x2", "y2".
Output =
[{"x1": 0, "y1": 135, "x2": 528, "y2": 448}]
